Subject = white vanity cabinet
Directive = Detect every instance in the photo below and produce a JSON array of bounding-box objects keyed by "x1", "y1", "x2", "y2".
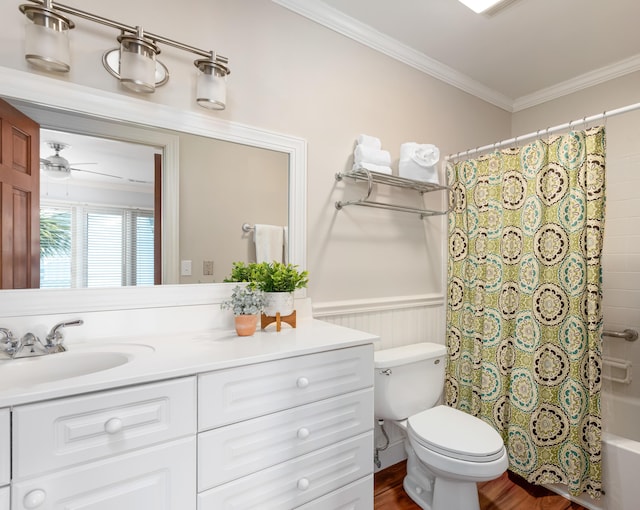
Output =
[
  {"x1": 1, "y1": 409, "x2": 9, "y2": 510},
  {"x1": 10, "y1": 377, "x2": 197, "y2": 510},
  {"x1": 197, "y1": 344, "x2": 374, "y2": 510}
]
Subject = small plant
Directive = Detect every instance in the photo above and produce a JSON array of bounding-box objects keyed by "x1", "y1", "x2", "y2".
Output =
[
  {"x1": 253, "y1": 262, "x2": 308, "y2": 292},
  {"x1": 224, "y1": 261, "x2": 308, "y2": 293},
  {"x1": 221, "y1": 285, "x2": 265, "y2": 316}
]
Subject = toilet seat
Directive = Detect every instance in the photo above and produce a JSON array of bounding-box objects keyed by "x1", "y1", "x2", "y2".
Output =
[{"x1": 407, "y1": 405, "x2": 505, "y2": 462}]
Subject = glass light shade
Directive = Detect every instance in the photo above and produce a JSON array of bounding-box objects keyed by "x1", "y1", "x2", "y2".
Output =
[
  {"x1": 21, "y1": 6, "x2": 74, "y2": 72},
  {"x1": 195, "y1": 60, "x2": 229, "y2": 110},
  {"x1": 118, "y1": 35, "x2": 159, "y2": 93}
]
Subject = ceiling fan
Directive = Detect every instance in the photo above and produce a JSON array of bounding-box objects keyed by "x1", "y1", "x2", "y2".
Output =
[{"x1": 40, "y1": 141, "x2": 152, "y2": 184}]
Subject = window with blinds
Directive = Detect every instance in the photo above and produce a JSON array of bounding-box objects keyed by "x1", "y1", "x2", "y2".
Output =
[{"x1": 40, "y1": 203, "x2": 154, "y2": 288}]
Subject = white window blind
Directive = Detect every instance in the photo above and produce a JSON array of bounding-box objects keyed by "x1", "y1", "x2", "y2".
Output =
[{"x1": 40, "y1": 203, "x2": 154, "y2": 288}]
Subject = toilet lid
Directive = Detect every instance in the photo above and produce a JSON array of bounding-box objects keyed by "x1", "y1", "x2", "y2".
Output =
[{"x1": 407, "y1": 405, "x2": 505, "y2": 462}]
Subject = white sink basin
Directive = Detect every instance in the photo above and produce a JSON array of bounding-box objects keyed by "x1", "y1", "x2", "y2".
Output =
[{"x1": 0, "y1": 343, "x2": 154, "y2": 388}]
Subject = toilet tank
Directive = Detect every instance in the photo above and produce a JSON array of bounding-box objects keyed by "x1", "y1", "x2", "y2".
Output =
[{"x1": 374, "y1": 343, "x2": 447, "y2": 420}]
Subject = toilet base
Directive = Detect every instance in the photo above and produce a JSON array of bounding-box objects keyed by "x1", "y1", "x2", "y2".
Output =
[{"x1": 402, "y1": 439, "x2": 481, "y2": 510}]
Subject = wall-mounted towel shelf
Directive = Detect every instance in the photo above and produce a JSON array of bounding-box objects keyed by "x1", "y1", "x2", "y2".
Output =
[{"x1": 335, "y1": 167, "x2": 453, "y2": 218}]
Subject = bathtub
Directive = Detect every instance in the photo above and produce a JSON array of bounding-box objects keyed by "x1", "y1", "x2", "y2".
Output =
[{"x1": 546, "y1": 392, "x2": 640, "y2": 510}]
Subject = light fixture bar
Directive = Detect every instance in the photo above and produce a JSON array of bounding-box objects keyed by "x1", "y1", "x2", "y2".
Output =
[{"x1": 21, "y1": 0, "x2": 225, "y2": 62}]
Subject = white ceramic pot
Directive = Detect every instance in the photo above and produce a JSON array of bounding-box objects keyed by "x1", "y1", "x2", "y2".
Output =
[{"x1": 263, "y1": 291, "x2": 294, "y2": 317}]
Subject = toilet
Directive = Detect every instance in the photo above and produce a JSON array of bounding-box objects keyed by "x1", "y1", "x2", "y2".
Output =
[{"x1": 374, "y1": 343, "x2": 508, "y2": 510}]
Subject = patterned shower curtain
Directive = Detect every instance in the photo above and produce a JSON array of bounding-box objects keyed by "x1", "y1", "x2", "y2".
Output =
[{"x1": 445, "y1": 126, "x2": 606, "y2": 498}]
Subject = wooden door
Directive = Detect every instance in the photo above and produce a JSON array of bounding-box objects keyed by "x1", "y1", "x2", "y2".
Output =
[{"x1": 0, "y1": 98, "x2": 40, "y2": 289}]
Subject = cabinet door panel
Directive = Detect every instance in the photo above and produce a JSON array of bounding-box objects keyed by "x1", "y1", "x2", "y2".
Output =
[
  {"x1": 198, "y1": 388, "x2": 373, "y2": 490},
  {"x1": 11, "y1": 437, "x2": 195, "y2": 510},
  {"x1": 198, "y1": 345, "x2": 373, "y2": 430},
  {"x1": 197, "y1": 432, "x2": 372, "y2": 510},
  {"x1": 0, "y1": 409, "x2": 8, "y2": 486},
  {"x1": 296, "y1": 475, "x2": 373, "y2": 510},
  {"x1": 0, "y1": 486, "x2": 8, "y2": 510},
  {"x1": 12, "y1": 377, "x2": 196, "y2": 479}
]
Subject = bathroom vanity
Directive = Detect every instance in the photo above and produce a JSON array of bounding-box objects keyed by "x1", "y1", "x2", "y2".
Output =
[{"x1": 0, "y1": 319, "x2": 376, "y2": 510}]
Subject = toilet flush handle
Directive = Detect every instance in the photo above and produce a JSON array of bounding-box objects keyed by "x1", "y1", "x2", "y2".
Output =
[{"x1": 380, "y1": 369, "x2": 392, "y2": 376}]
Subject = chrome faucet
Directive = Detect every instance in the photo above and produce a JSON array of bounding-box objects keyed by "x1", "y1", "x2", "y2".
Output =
[
  {"x1": 44, "y1": 319, "x2": 84, "y2": 353},
  {"x1": 0, "y1": 328, "x2": 19, "y2": 359}
]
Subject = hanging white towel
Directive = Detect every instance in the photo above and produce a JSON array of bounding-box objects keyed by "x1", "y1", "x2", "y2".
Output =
[{"x1": 254, "y1": 224, "x2": 284, "y2": 263}]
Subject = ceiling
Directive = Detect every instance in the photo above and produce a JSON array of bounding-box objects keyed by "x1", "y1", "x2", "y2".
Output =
[
  {"x1": 40, "y1": 129, "x2": 158, "y2": 188},
  {"x1": 274, "y1": 0, "x2": 640, "y2": 111}
]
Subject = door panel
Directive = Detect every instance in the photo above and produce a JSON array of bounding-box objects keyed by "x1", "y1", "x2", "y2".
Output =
[{"x1": 0, "y1": 98, "x2": 40, "y2": 289}]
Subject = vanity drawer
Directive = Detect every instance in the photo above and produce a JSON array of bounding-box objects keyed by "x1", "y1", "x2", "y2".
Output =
[
  {"x1": 296, "y1": 475, "x2": 373, "y2": 510},
  {"x1": 11, "y1": 436, "x2": 195, "y2": 510},
  {"x1": 0, "y1": 409, "x2": 8, "y2": 486},
  {"x1": 198, "y1": 388, "x2": 373, "y2": 490},
  {"x1": 198, "y1": 344, "x2": 373, "y2": 430},
  {"x1": 12, "y1": 376, "x2": 196, "y2": 480},
  {"x1": 0, "y1": 486, "x2": 8, "y2": 510},
  {"x1": 198, "y1": 432, "x2": 373, "y2": 510}
]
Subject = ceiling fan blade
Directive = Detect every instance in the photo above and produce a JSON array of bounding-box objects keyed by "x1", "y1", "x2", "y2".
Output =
[
  {"x1": 69, "y1": 162, "x2": 98, "y2": 166},
  {"x1": 70, "y1": 167, "x2": 124, "y2": 179}
]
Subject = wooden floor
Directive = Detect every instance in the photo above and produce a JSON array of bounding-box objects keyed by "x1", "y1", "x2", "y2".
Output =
[{"x1": 374, "y1": 461, "x2": 587, "y2": 510}]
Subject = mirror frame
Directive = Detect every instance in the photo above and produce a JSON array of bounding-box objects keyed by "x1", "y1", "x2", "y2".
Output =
[{"x1": 0, "y1": 66, "x2": 307, "y2": 317}]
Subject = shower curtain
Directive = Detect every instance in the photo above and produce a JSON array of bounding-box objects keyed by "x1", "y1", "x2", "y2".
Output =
[{"x1": 445, "y1": 126, "x2": 605, "y2": 498}]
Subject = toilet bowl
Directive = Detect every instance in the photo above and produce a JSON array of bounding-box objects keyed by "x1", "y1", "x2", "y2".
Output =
[{"x1": 374, "y1": 343, "x2": 508, "y2": 510}]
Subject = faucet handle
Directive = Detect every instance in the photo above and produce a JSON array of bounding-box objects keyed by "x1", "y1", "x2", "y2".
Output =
[
  {"x1": 45, "y1": 319, "x2": 84, "y2": 352},
  {"x1": 0, "y1": 328, "x2": 18, "y2": 358}
]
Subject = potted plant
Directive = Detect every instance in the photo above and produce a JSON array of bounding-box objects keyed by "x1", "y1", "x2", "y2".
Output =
[
  {"x1": 220, "y1": 285, "x2": 265, "y2": 336},
  {"x1": 252, "y1": 262, "x2": 308, "y2": 317},
  {"x1": 224, "y1": 261, "x2": 308, "y2": 317}
]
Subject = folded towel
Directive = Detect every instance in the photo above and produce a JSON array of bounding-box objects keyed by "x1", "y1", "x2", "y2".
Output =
[
  {"x1": 400, "y1": 143, "x2": 440, "y2": 167},
  {"x1": 398, "y1": 159, "x2": 439, "y2": 184},
  {"x1": 354, "y1": 145, "x2": 391, "y2": 166},
  {"x1": 353, "y1": 162, "x2": 392, "y2": 175},
  {"x1": 254, "y1": 224, "x2": 284, "y2": 263},
  {"x1": 356, "y1": 134, "x2": 382, "y2": 149}
]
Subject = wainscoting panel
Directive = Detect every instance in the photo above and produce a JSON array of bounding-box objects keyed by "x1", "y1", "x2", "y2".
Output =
[
  {"x1": 313, "y1": 294, "x2": 447, "y2": 471},
  {"x1": 313, "y1": 294, "x2": 446, "y2": 351}
]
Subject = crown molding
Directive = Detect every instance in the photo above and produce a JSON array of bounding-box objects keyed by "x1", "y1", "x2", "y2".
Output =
[
  {"x1": 272, "y1": 0, "x2": 514, "y2": 112},
  {"x1": 273, "y1": 0, "x2": 640, "y2": 115},
  {"x1": 512, "y1": 54, "x2": 640, "y2": 112}
]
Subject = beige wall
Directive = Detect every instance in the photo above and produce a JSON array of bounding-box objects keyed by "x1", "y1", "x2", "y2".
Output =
[
  {"x1": 176, "y1": 134, "x2": 288, "y2": 284},
  {"x1": 0, "y1": 0, "x2": 511, "y2": 303}
]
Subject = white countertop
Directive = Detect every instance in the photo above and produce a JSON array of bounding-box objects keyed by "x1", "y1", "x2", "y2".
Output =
[{"x1": 0, "y1": 319, "x2": 378, "y2": 408}]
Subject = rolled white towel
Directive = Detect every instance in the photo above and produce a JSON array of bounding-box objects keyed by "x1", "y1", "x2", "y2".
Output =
[
  {"x1": 354, "y1": 145, "x2": 391, "y2": 166},
  {"x1": 356, "y1": 134, "x2": 382, "y2": 149},
  {"x1": 400, "y1": 143, "x2": 440, "y2": 167},
  {"x1": 400, "y1": 142, "x2": 419, "y2": 161},
  {"x1": 353, "y1": 162, "x2": 392, "y2": 175},
  {"x1": 413, "y1": 144, "x2": 440, "y2": 167}
]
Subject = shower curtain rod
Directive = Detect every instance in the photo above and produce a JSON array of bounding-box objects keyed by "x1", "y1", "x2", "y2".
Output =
[{"x1": 446, "y1": 101, "x2": 640, "y2": 161}]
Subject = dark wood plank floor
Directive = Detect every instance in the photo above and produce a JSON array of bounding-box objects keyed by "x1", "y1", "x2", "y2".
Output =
[{"x1": 374, "y1": 461, "x2": 588, "y2": 510}]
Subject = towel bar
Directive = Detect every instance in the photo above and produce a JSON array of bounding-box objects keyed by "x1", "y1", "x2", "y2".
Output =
[
  {"x1": 603, "y1": 329, "x2": 638, "y2": 342},
  {"x1": 335, "y1": 167, "x2": 455, "y2": 218}
]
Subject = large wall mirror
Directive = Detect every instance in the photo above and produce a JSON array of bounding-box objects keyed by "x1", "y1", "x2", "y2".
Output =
[{"x1": 0, "y1": 67, "x2": 307, "y2": 314}]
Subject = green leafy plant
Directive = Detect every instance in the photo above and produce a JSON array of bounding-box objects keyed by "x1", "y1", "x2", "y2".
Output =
[
  {"x1": 220, "y1": 285, "x2": 265, "y2": 316},
  {"x1": 224, "y1": 261, "x2": 308, "y2": 293}
]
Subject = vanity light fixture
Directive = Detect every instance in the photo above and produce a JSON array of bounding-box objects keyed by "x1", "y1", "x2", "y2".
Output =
[{"x1": 18, "y1": 0, "x2": 231, "y2": 109}]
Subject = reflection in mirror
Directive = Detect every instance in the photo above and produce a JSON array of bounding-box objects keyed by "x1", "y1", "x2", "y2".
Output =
[
  {"x1": 39, "y1": 129, "x2": 159, "y2": 289},
  {"x1": 0, "y1": 68, "x2": 305, "y2": 301},
  {"x1": 6, "y1": 99, "x2": 289, "y2": 289}
]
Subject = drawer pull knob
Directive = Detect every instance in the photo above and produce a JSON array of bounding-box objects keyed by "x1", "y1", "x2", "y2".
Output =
[
  {"x1": 297, "y1": 478, "x2": 310, "y2": 491},
  {"x1": 297, "y1": 427, "x2": 310, "y2": 439},
  {"x1": 104, "y1": 417, "x2": 123, "y2": 434},
  {"x1": 296, "y1": 377, "x2": 309, "y2": 389},
  {"x1": 24, "y1": 489, "x2": 46, "y2": 508}
]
